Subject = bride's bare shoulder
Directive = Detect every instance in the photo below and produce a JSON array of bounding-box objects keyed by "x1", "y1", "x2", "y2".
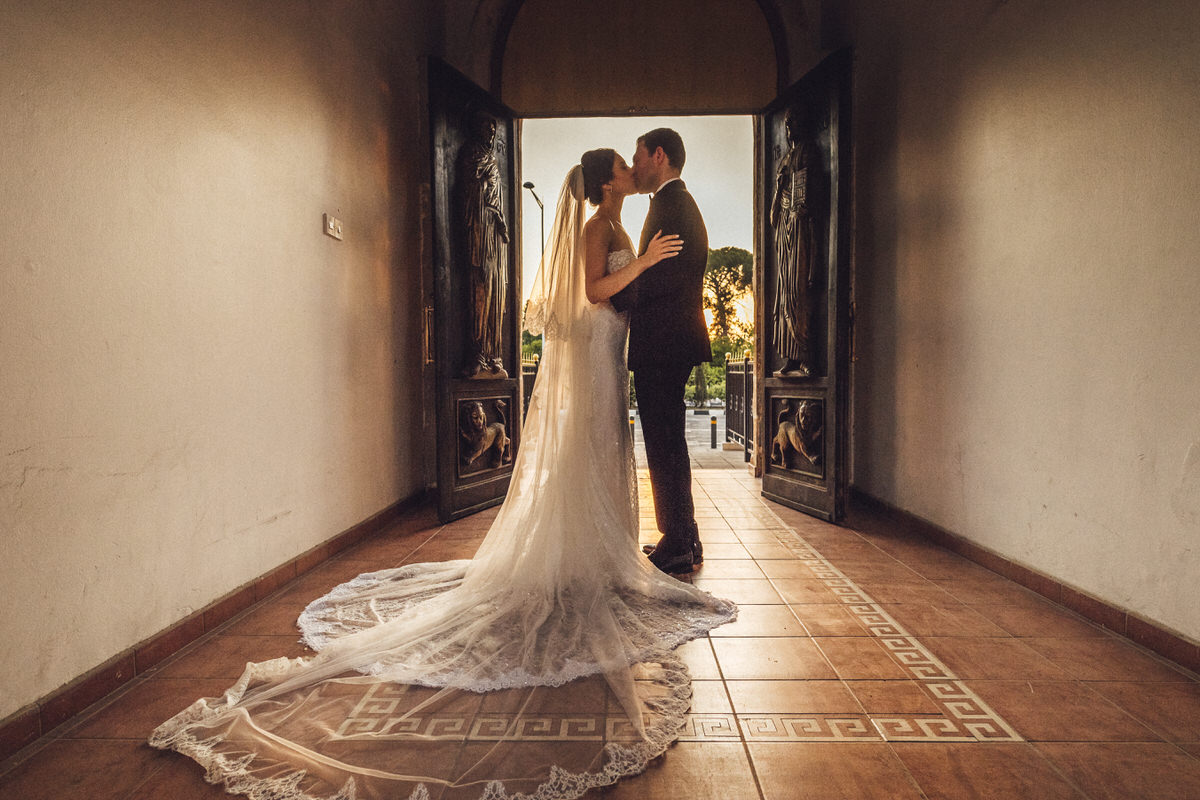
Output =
[
  {"x1": 582, "y1": 214, "x2": 615, "y2": 249},
  {"x1": 583, "y1": 213, "x2": 612, "y2": 237}
]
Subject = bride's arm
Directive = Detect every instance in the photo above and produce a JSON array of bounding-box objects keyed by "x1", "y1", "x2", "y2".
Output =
[{"x1": 583, "y1": 220, "x2": 683, "y2": 304}]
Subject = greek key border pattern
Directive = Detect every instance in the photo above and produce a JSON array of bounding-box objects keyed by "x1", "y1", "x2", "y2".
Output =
[
  {"x1": 331, "y1": 707, "x2": 996, "y2": 744},
  {"x1": 764, "y1": 511, "x2": 1022, "y2": 742}
]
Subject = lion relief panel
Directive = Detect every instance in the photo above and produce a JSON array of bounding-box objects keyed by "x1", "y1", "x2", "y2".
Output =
[
  {"x1": 458, "y1": 398, "x2": 512, "y2": 475},
  {"x1": 769, "y1": 397, "x2": 824, "y2": 477}
]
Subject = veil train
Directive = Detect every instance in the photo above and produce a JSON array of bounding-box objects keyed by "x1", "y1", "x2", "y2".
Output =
[{"x1": 150, "y1": 165, "x2": 736, "y2": 800}]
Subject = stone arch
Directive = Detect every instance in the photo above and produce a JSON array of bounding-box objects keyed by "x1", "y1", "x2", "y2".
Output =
[{"x1": 447, "y1": 0, "x2": 818, "y2": 111}]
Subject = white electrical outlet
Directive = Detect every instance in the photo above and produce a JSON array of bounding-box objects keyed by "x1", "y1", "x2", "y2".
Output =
[{"x1": 323, "y1": 213, "x2": 344, "y2": 241}]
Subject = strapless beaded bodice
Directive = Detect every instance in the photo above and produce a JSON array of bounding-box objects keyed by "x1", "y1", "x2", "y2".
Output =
[
  {"x1": 589, "y1": 249, "x2": 632, "y2": 365},
  {"x1": 606, "y1": 249, "x2": 635, "y2": 274}
]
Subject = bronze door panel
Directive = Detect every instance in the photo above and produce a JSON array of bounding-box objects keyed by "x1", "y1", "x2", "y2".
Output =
[
  {"x1": 427, "y1": 59, "x2": 522, "y2": 522},
  {"x1": 758, "y1": 49, "x2": 852, "y2": 522}
]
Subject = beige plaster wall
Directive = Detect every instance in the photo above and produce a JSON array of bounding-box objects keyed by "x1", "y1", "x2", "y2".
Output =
[
  {"x1": 851, "y1": 0, "x2": 1200, "y2": 639},
  {"x1": 0, "y1": 0, "x2": 432, "y2": 718}
]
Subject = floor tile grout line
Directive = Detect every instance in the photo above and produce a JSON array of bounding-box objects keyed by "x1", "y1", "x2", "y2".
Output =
[
  {"x1": 879, "y1": 737, "x2": 937, "y2": 800},
  {"x1": 707, "y1": 640, "x2": 771, "y2": 800},
  {"x1": 1015, "y1": 739, "x2": 1101, "y2": 800},
  {"x1": 1063, "y1": 679, "x2": 1179, "y2": 744}
]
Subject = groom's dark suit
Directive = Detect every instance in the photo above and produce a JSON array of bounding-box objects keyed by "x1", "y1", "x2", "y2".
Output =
[{"x1": 611, "y1": 180, "x2": 710, "y2": 569}]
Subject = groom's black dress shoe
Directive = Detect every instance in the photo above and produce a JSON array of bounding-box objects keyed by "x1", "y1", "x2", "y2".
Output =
[
  {"x1": 643, "y1": 536, "x2": 704, "y2": 567},
  {"x1": 647, "y1": 543, "x2": 695, "y2": 575}
]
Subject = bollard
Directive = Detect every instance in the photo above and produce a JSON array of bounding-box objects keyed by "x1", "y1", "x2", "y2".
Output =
[
  {"x1": 710, "y1": 415, "x2": 717, "y2": 449},
  {"x1": 629, "y1": 413, "x2": 636, "y2": 442}
]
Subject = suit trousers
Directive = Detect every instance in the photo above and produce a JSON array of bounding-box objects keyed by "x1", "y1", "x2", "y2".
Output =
[{"x1": 634, "y1": 363, "x2": 699, "y2": 551}]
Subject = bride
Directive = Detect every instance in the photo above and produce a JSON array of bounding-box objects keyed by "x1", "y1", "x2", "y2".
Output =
[{"x1": 150, "y1": 150, "x2": 737, "y2": 800}]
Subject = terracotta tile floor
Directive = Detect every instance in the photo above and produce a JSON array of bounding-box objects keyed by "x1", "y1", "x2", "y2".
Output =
[{"x1": 3, "y1": 453, "x2": 1199, "y2": 799}]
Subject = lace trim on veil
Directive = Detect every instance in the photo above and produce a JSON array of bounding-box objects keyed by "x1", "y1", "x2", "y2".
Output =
[
  {"x1": 292, "y1": 563, "x2": 734, "y2": 692},
  {"x1": 149, "y1": 649, "x2": 699, "y2": 800}
]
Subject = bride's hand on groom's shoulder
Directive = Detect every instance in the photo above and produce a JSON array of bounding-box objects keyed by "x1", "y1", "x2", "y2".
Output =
[{"x1": 641, "y1": 230, "x2": 683, "y2": 270}]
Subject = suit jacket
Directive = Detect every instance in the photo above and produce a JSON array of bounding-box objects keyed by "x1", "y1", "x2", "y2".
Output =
[{"x1": 611, "y1": 180, "x2": 712, "y2": 371}]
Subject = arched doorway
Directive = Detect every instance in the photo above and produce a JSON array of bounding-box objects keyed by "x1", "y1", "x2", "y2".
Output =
[{"x1": 425, "y1": 2, "x2": 851, "y2": 522}]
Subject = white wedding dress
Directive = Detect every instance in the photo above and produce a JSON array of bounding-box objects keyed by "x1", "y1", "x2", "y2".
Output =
[{"x1": 150, "y1": 171, "x2": 736, "y2": 800}]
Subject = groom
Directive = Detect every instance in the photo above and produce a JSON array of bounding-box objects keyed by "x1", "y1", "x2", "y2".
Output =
[{"x1": 611, "y1": 128, "x2": 711, "y2": 575}]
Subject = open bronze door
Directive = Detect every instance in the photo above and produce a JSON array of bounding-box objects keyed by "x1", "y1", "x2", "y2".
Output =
[
  {"x1": 757, "y1": 48, "x2": 852, "y2": 522},
  {"x1": 426, "y1": 59, "x2": 522, "y2": 522}
]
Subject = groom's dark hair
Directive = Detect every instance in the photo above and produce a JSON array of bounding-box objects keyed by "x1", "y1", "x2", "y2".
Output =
[{"x1": 638, "y1": 128, "x2": 685, "y2": 170}]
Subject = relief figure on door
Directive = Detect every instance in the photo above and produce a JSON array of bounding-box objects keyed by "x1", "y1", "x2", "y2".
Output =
[
  {"x1": 459, "y1": 108, "x2": 510, "y2": 380},
  {"x1": 771, "y1": 105, "x2": 826, "y2": 377}
]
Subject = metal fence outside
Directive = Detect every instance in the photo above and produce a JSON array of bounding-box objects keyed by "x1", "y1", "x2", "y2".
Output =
[{"x1": 724, "y1": 354, "x2": 753, "y2": 462}]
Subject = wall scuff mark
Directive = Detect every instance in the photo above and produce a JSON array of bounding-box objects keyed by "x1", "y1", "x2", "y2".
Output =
[{"x1": 1171, "y1": 441, "x2": 1200, "y2": 528}]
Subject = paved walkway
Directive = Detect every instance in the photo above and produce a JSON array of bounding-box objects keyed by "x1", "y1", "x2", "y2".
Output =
[{"x1": 631, "y1": 407, "x2": 750, "y2": 470}]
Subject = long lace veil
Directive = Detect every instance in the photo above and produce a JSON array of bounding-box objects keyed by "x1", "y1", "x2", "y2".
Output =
[{"x1": 149, "y1": 164, "x2": 735, "y2": 800}]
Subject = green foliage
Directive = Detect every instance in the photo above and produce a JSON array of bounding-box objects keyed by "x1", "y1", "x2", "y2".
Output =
[
  {"x1": 685, "y1": 362, "x2": 727, "y2": 405},
  {"x1": 521, "y1": 330, "x2": 543, "y2": 360},
  {"x1": 711, "y1": 328, "x2": 753, "y2": 369},
  {"x1": 704, "y1": 246, "x2": 754, "y2": 341},
  {"x1": 675, "y1": 246, "x2": 754, "y2": 407}
]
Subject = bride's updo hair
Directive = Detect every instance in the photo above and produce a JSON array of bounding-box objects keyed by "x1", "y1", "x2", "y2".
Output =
[{"x1": 579, "y1": 148, "x2": 617, "y2": 206}]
